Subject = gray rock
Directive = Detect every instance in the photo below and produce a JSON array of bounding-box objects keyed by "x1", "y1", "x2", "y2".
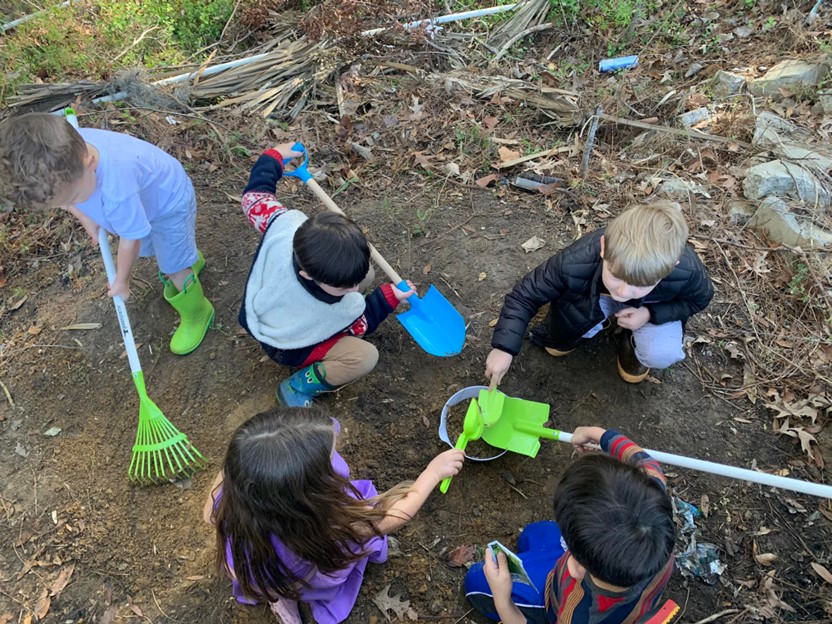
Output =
[
  {"x1": 712, "y1": 70, "x2": 746, "y2": 96},
  {"x1": 819, "y1": 89, "x2": 832, "y2": 115},
  {"x1": 658, "y1": 177, "x2": 711, "y2": 199},
  {"x1": 752, "y1": 112, "x2": 832, "y2": 174},
  {"x1": 679, "y1": 107, "x2": 711, "y2": 127},
  {"x1": 749, "y1": 59, "x2": 829, "y2": 96},
  {"x1": 726, "y1": 198, "x2": 756, "y2": 224},
  {"x1": 752, "y1": 111, "x2": 804, "y2": 145},
  {"x1": 748, "y1": 197, "x2": 832, "y2": 249},
  {"x1": 743, "y1": 160, "x2": 830, "y2": 207},
  {"x1": 733, "y1": 25, "x2": 754, "y2": 38},
  {"x1": 685, "y1": 63, "x2": 705, "y2": 78}
]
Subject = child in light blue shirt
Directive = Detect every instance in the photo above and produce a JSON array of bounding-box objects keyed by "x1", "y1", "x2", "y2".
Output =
[{"x1": 0, "y1": 114, "x2": 213, "y2": 355}]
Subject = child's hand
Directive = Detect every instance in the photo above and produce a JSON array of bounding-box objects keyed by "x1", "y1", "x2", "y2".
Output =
[
  {"x1": 570, "y1": 426, "x2": 606, "y2": 453},
  {"x1": 615, "y1": 306, "x2": 650, "y2": 330},
  {"x1": 483, "y1": 550, "x2": 514, "y2": 603},
  {"x1": 273, "y1": 143, "x2": 304, "y2": 162},
  {"x1": 426, "y1": 449, "x2": 465, "y2": 482},
  {"x1": 107, "y1": 278, "x2": 131, "y2": 301},
  {"x1": 391, "y1": 280, "x2": 416, "y2": 302},
  {"x1": 485, "y1": 348, "x2": 513, "y2": 386}
]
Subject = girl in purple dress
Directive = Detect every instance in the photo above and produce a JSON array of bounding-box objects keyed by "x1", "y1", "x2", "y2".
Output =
[{"x1": 204, "y1": 406, "x2": 464, "y2": 624}]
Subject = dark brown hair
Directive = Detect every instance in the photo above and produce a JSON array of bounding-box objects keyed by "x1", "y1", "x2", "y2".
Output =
[
  {"x1": 553, "y1": 454, "x2": 674, "y2": 587},
  {"x1": 0, "y1": 113, "x2": 88, "y2": 205},
  {"x1": 213, "y1": 406, "x2": 408, "y2": 602},
  {"x1": 293, "y1": 212, "x2": 370, "y2": 288}
]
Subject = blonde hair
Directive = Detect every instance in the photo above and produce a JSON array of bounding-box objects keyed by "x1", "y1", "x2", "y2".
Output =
[
  {"x1": 604, "y1": 201, "x2": 689, "y2": 286},
  {"x1": 0, "y1": 113, "x2": 88, "y2": 206}
]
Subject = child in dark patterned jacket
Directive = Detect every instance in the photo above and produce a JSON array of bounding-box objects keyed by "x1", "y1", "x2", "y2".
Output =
[
  {"x1": 465, "y1": 426, "x2": 678, "y2": 624},
  {"x1": 238, "y1": 144, "x2": 414, "y2": 406}
]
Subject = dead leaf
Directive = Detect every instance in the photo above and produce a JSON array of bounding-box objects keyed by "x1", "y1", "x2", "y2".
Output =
[
  {"x1": 184, "y1": 575, "x2": 205, "y2": 581},
  {"x1": 27, "y1": 326, "x2": 42, "y2": 335},
  {"x1": 60, "y1": 323, "x2": 102, "y2": 331},
  {"x1": 22, "y1": 614, "x2": 32, "y2": 624},
  {"x1": 373, "y1": 584, "x2": 413, "y2": 621},
  {"x1": 811, "y1": 562, "x2": 832, "y2": 585},
  {"x1": 0, "y1": 614, "x2": 12, "y2": 624},
  {"x1": 34, "y1": 589, "x2": 50, "y2": 619},
  {"x1": 483, "y1": 116, "x2": 498, "y2": 129},
  {"x1": 9, "y1": 295, "x2": 27, "y2": 311},
  {"x1": 521, "y1": 236, "x2": 545, "y2": 253},
  {"x1": 447, "y1": 544, "x2": 476, "y2": 567},
  {"x1": 700, "y1": 494, "x2": 710, "y2": 518},
  {"x1": 99, "y1": 604, "x2": 118, "y2": 624},
  {"x1": 443, "y1": 162, "x2": 461, "y2": 177},
  {"x1": 498, "y1": 146, "x2": 521, "y2": 163},
  {"x1": 475, "y1": 173, "x2": 501, "y2": 187},
  {"x1": 755, "y1": 552, "x2": 779, "y2": 566},
  {"x1": 422, "y1": 264, "x2": 431, "y2": 275},
  {"x1": 488, "y1": 318, "x2": 499, "y2": 327},
  {"x1": 129, "y1": 604, "x2": 143, "y2": 617},
  {"x1": 49, "y1": 563, "x2": 75, "y2": 596}
]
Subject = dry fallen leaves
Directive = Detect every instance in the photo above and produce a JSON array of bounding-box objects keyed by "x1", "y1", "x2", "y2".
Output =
[
  {"x1": 34, "y1": 589, "x2": 50, "y2": 619},
  {"x1": 521, "y1": 236, "x2": 545, "y2": 253},
  {"x1": 811, "y1": 562, "x2": 832, "y2": 585},
  {"x1": 49, "y1": 563, "x2": 75, "y2": 597},
  {"x1": 373, "y1": 585, "x2": 417, "y2": 622},
  {"x1": 447, "y1": 544, "x2": 476, "y2": 567}
]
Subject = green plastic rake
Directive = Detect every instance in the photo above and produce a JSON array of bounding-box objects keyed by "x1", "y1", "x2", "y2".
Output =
[{"x1": 64, "y1": 108, "x2": 205, "y2": 484}]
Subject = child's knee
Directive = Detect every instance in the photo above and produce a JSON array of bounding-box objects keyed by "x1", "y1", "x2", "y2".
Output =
[
  {"x1": 322, "y1": 339, "x2": 378, "y2": 385},
  {"x1": 635, "y1": 341, "x2": 685, "y2": 369}
]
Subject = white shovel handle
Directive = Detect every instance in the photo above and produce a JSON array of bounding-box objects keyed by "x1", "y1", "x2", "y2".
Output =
[
  {"x1": 557, "y1": 432, "x2": 832, "y2": 499},
  {"x1": 97, "y1": 229, "x2": 143, "y2": 376}
]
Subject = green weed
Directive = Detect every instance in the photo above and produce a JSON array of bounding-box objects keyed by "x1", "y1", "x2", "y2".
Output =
[{"x1": 0, "y1": 0, "x2": 235, "y2": 95}]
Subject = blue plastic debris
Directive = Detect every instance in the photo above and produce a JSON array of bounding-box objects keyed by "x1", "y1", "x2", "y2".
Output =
[{"x1": 598, "y1": 55, "x2": 639, "y2": 72}]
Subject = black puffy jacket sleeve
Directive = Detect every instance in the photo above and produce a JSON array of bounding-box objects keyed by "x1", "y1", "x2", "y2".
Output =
[
  {"x1": 646, "y1": 248, "x2": 714, "y2": 325},
  {"x1": 491, "y1": 254, "x2": 568, "y2": 356}
]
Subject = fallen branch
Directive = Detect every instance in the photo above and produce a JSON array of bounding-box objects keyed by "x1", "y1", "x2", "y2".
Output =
[
  {"x1": 494, "y1": 146, "x2": 572, "y2": 169},
  {"x1": 692, "y1": 609, "x2": 741, "y2": 624},
  {"x1": 600, "y1": 114, "x2": 753, "y2": 148}
]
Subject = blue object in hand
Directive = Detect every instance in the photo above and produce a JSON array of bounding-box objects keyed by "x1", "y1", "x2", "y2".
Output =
[{"x1": 598, "y1": 55, "x2": 639, "y2": 73}]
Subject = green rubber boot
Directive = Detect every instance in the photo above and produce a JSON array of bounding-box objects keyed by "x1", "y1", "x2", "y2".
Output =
[
  {"x1": 192, "y1": 250, "x2": 205, "y2": 276},
  {"x1": 163, "y1": 273, "x2": 214, "y2": 355}
]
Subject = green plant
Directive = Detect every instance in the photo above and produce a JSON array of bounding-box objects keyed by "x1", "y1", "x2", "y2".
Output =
[
  {"x1": 762, "y1": 16, "x2": 777, "y2": 32},
  {"x1": 789, "y1": 262, "x2": 811, "y2": 303},
  {"x1": 743, "y1": 0, "x2": 756, "y2": 7}
]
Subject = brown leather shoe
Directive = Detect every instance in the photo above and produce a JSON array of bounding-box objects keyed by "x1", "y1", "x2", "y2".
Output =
[
  {"x1": 617, "y1": 330, "x2": 649, "y2": 383},
  {"x1": 545, "y1": 346, "x2": 574, "y2": 357}
]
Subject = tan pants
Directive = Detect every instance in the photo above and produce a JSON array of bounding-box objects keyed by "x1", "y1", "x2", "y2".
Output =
[
  {"x1": 319, "y1": 265, "x2": 379, "y2": 386},
  {"x1": 320, "y1": 336, "x2": 379, "y2": 386}
]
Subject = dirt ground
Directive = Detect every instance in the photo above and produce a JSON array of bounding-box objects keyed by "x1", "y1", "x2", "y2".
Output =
[{"x1": 1, "y1": 142, "x2": 830, "y2": 624}]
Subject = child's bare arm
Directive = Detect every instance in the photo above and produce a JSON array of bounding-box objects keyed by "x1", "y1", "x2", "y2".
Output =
[
  {"x1": 375, "y1": 449, "x2": 464, "y2": 534},
  {"x1": 108, "y1": 238, "x2": 141, "y2": 300},
  {"x1": 203, "y1": 471, "x2": 224, "y2": 525},
  {"x1": 63, "y1": 205, "x2": 99, "y2": 242}
]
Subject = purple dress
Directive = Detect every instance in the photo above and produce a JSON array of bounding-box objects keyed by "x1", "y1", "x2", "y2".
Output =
[{"x1": 223, "y1": 450, "x2": 388, "y2": 624}]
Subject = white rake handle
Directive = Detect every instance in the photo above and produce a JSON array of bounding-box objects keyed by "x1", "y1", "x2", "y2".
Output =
[
  {"x1": 97, "y1": 229, "x2": 143, "y2": 376},
  {"x1": 556, "y1": 432, "x2": 832, "y2": 499}
]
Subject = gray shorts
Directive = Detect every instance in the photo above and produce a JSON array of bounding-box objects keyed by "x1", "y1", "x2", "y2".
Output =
[
  {"x1": 584, "y1": 295, "x2": 685, "y2": 369},
  {"x1": 139, "y1": 182, "x2": 198, "y2": 275}
]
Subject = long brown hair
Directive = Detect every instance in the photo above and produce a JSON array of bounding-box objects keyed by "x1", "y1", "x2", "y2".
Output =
[{"x1": 212, "y1": 406, "x2": 409, "y2": 602}]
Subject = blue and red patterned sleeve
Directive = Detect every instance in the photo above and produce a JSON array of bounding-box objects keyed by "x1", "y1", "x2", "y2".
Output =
[
  {"x1": 600, "y1": 429, "x2": 666, "y2": 490},
  {"x1": 241, "y1": 149, "x2": 289, "y2": 234}
]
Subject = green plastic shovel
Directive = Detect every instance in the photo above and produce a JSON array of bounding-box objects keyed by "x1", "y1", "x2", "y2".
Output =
[{"x1": 439, "y1": 399, "x2": 483, "y2": 493}]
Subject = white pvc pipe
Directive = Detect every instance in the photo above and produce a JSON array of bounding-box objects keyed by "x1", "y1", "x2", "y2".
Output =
[
  {"x1": 556, "y1": 432, "x2": 832, "y2": 499},
  {"x1": 360, "y1": 3, "x2": 519, "y2": 37},
  {"x1": 90, "y1": 3, "x2": 520, "y2": 106},
  {"x1": 1, "y1": 1, "x2": 71, "y2": 33}
]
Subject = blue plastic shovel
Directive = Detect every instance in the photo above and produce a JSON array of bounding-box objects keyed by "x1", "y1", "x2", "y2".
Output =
[{"x1": 282, "y1": 143, "x2": 466, "y2": 357}]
